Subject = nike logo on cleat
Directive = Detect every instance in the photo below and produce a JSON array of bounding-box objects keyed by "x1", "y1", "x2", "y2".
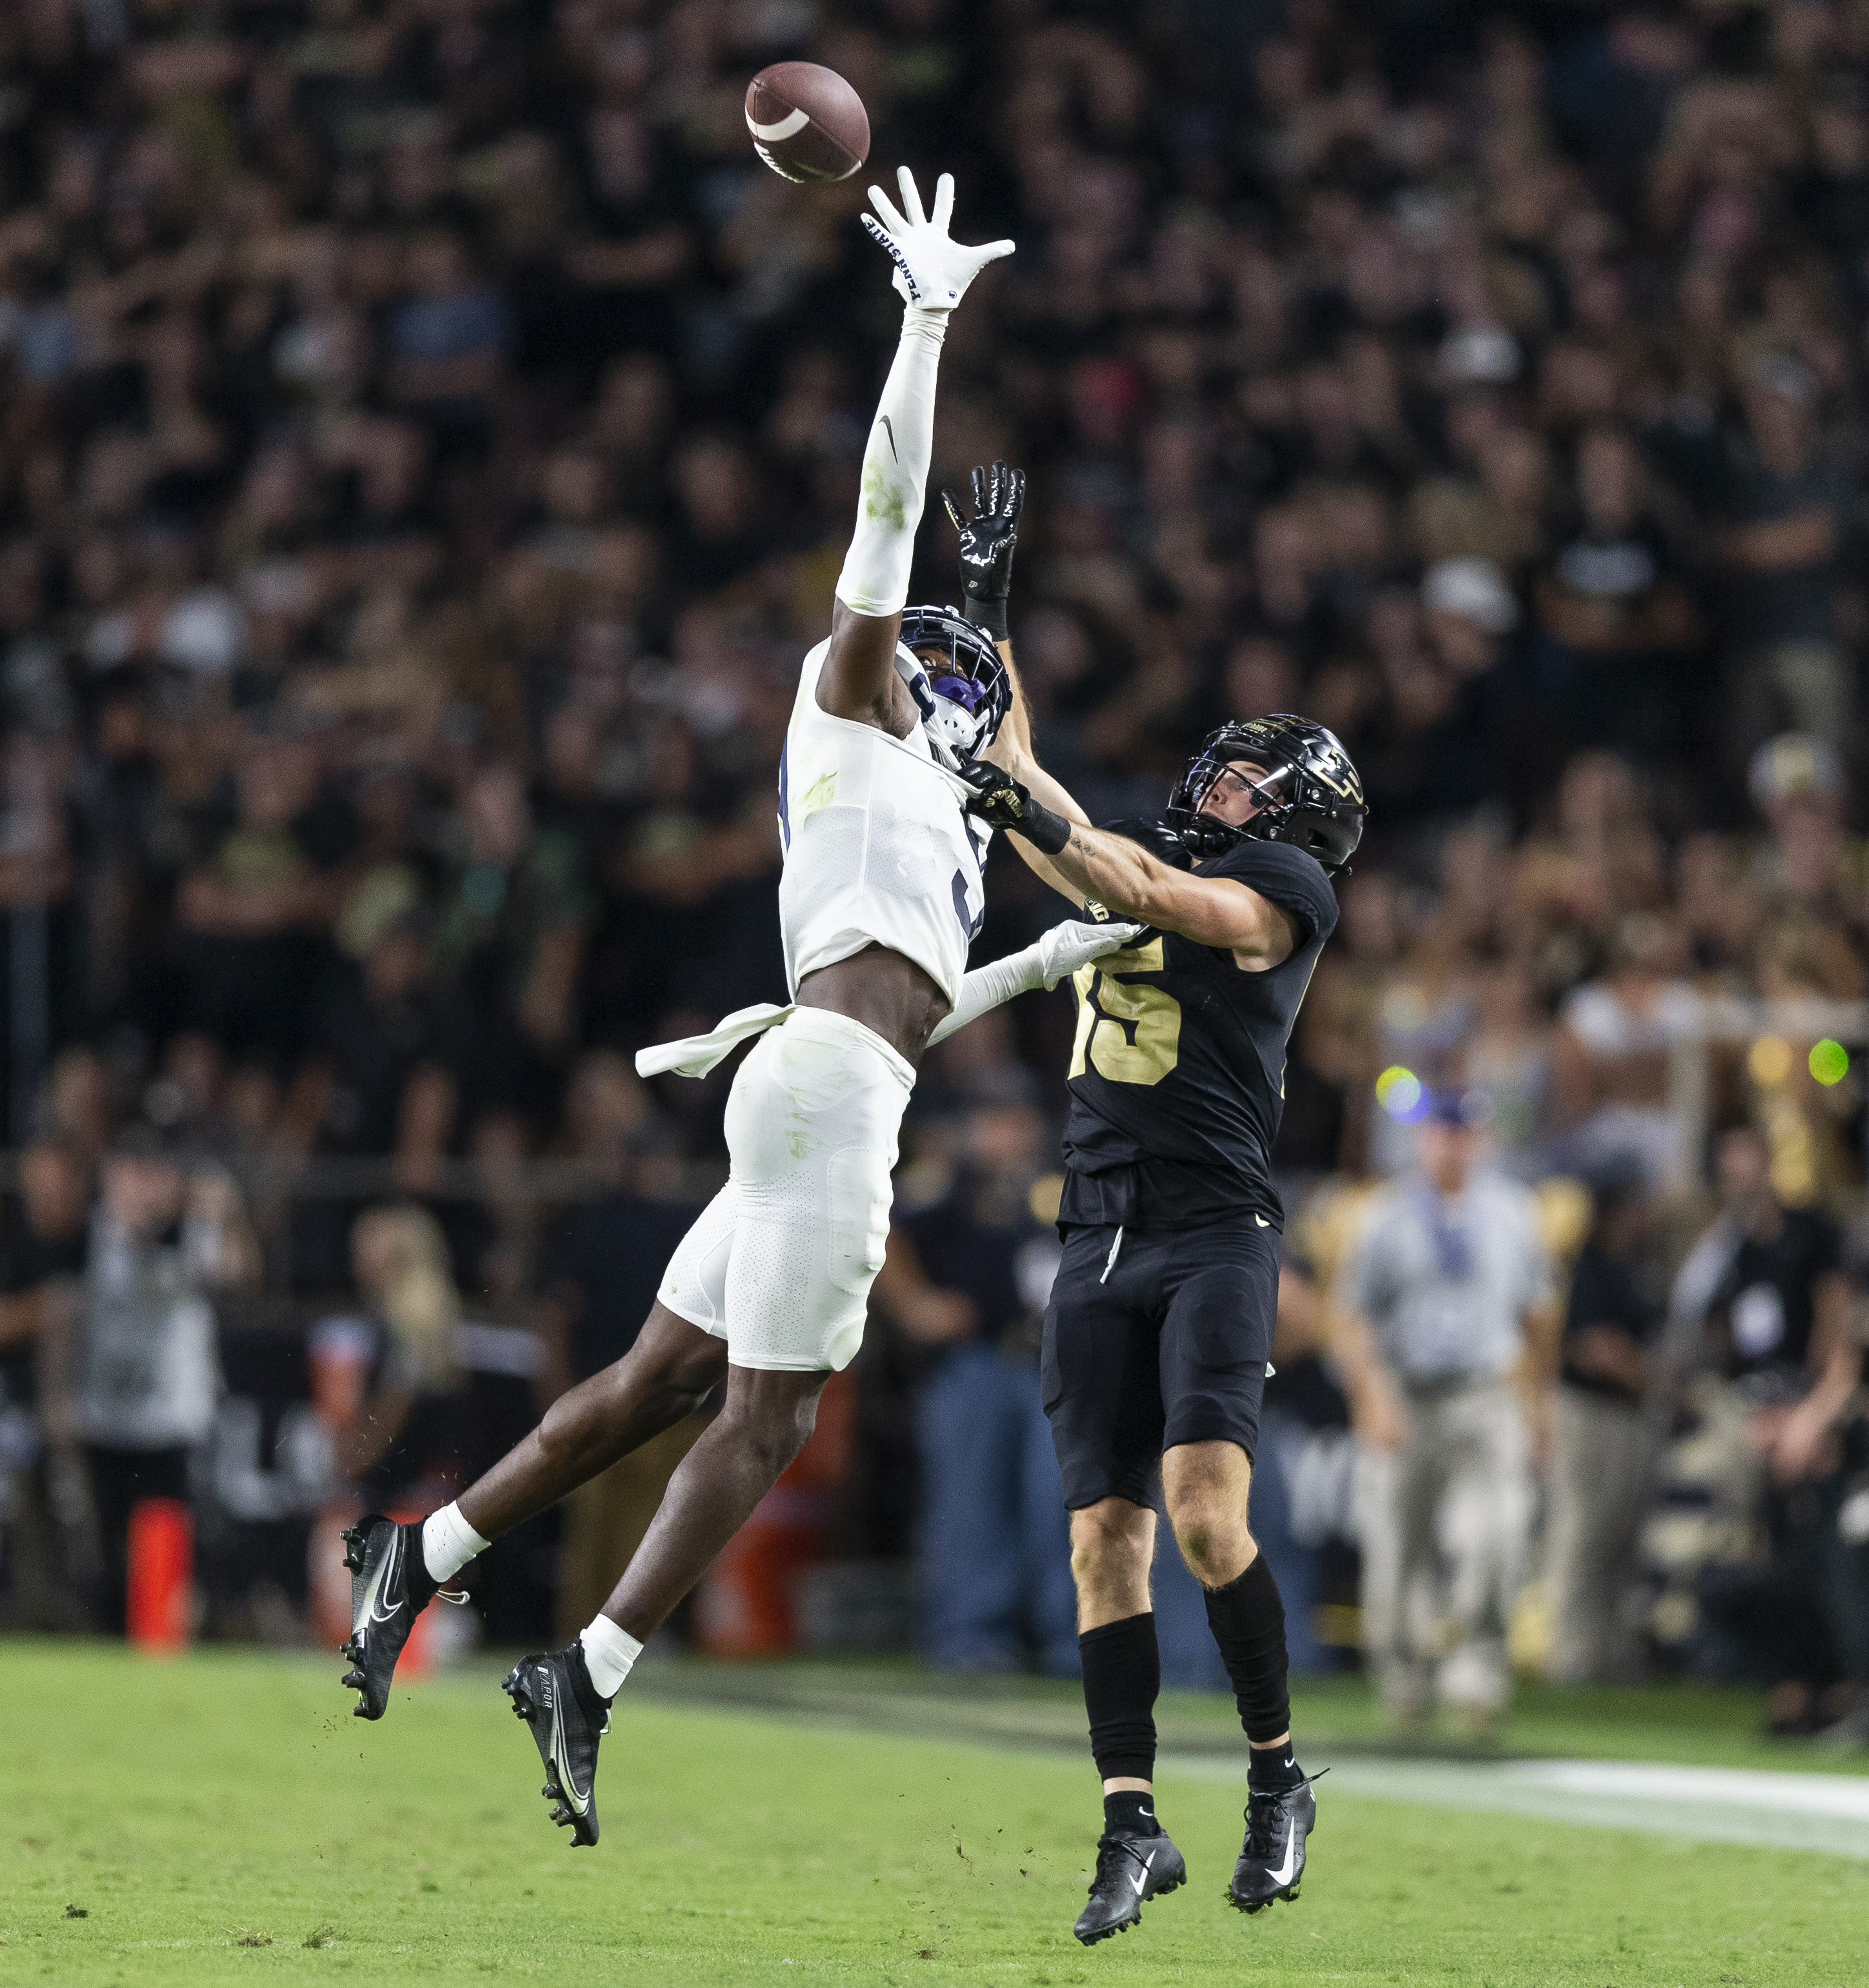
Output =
[
  {"x1": 547, "y1": 1695, "x2": 588, "y2": 1813},
  {"x1": 1267, "y1": 1822, "x2": 1299, "y2": 1887},
  {"x1": 361, "y1": 1527, "x2": 403, "y2": 1628},
  {"x1": 1129, "y1": 1850, "x2": 1154, "y2": 1896}
]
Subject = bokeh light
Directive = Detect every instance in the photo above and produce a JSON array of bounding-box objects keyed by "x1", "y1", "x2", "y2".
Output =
[
  {"x1": 1748, "y1": 1035, "x2": 1794, "y2": 1088},
  {"x1": 1810, "y1": 1039, "x2": 1850, "y2": 1087},
  {"x1": 1375, "y1": 1065, "x2": 1425, "y2": 1121}
]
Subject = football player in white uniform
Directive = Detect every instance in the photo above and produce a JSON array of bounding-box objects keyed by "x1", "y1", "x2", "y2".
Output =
[{"x1": 336, "y1": 167, "x2": 1134, "y2": 1846}]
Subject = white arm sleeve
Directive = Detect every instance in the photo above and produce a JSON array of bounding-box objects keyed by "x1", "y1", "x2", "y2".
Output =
[
  {"x1": 834, "y1": 306, "x2": 947, "y2": 618},
  {"x1": 925, "y1": 944, "x2": 1043, "y2": 1048},
  {"x1": 925, "y1": 919, "x2": 1144, "y2": 1047}
]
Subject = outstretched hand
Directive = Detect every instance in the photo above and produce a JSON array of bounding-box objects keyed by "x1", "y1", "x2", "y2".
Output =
[
  {"x1": 955, "y1": 758, "x2": 1072, "y2": 855},
  {"x1": 1035, "y1": 918, "x2": 1145, "y2": 990},
  {"x1": 942, "y1": 461, "x2": 1024, "y2": 628},
  {"x1": 861, "y1": 166, "x2": 1014, "y2": 311}
]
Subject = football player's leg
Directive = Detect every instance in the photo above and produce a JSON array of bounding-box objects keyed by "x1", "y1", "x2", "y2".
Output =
[
  {"x1": 594, "y1": 1362, "x2": 828, "y2": 1641},
  {"x1": 501, "y1": 1310, "x2": 822, "y2": 1850},
  {"x1": 340, "y1": 1195, "x2": 734, "y2": 1722},
  {"x1": 1157, "y1": 1232, "x2": 1315, "y2": 1913},
  {"x1": 439, "y1": 1184, "x2": 738, "y2": 1570},
  {"x1": 504, "y1": 1364, "x2": 828, "y2": 1836},
  {"x1": 1044, "y1": 1226, "x2": 1186, "y2": 1942},
  {"x1": 457, "y1": 1306, "x2": 729, "y2": 1544}
]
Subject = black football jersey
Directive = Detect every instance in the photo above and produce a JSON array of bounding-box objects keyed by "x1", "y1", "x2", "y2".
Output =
[{"x1": 1059, "y1": 832, "x2": 1339, "y2": 1233}]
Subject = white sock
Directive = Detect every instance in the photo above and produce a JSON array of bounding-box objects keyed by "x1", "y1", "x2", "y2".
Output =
[
  {"x1": 421, "y1": 1502, "x2": 488, "y2": 1585},
  {"x1": 579, "y1": 1616, "x2": 644, "y2": 1700}
]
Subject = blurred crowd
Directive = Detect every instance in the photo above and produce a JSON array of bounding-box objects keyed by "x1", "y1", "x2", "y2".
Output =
[{"x1": 1, "y1": 0, "x2": 1868, "y2": 1733}]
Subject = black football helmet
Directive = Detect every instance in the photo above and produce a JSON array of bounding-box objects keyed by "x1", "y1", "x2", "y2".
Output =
[
  {"x1": 1166, "y1": 715, "x2": 1366, "y2": 871},
  {"x1": 897, "y1": 604, "x2": 1012, "y2": 762}
]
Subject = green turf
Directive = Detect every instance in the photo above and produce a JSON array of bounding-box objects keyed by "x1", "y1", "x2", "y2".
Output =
[
  {"x1": 5, "y1": 1641, "x2": 1865, "y2": 1986},
  {"x1": 634, "y1": 1656, "x2": 1868, "y2": 1775}
]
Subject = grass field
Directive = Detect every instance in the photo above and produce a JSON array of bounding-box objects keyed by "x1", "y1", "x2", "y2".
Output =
[{"x1": 5, "y1": 1641, "x2": 1867, "y2": 1987}]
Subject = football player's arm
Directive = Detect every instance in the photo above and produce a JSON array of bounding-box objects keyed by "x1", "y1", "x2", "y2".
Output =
[
  {"x1": 981, "y1": 657, "x2": 1093, "y2": 900},
  {"x1": 939, "y1": 459, "x2": 1093, "y2": 895},
  {"x1": 820, "y1": 170, "x2": 1013, "y2": 727},
  {"x1": 925, "y1": 917, "x2": 1142, "y2": 1046},
  {"x1": 1041, "y1": 824, "x2": 1299, "y2": 969}
]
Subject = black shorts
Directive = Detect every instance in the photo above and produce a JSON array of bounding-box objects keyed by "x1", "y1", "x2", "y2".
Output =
[{"x1": 1041, "y1": 1220, "x2": 1279, "y2": 1511}]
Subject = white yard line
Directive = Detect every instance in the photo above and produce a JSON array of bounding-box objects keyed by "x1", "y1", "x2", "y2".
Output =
[{"x1": 1159, "y1": 1753, "x2": 1869, "y2": 1860}]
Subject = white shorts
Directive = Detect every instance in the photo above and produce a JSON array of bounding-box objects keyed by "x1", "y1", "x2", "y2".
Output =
[{"x1": 657, "y1": 1006, "x2": 914, "y2": 1371}]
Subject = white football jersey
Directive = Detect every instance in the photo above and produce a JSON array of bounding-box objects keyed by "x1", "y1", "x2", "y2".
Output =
[{"x1": 777, "y1": 637, "x2": 990, "y2": 1007}]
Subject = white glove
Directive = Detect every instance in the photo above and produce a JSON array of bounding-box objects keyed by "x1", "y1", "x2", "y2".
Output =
[
  {"x1": 924, "y1": 919, "x2": 1144, "y2": 1048},
  {"x1": 861, "y1": 166, "x2": 1014, "y2": 312},
  {"x1": 1035, "y1": 919, "x2": 1145, "y2": 990}
]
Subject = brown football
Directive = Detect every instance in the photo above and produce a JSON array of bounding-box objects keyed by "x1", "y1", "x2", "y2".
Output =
[{"x1": 745, "y1": 61, "x2": 870, "y2": 184}]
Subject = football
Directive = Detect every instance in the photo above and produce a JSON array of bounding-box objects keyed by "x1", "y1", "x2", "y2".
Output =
[{"x1": 745, "y1": 61, "x2": 870, "y2": 183}]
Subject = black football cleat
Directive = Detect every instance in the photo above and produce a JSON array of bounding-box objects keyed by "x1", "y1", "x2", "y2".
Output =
[
  {"x1": 1072, "y1": 1826, "x2": 1186, "y2": 1945},
  {"x1": 1228, "y1": 1773, "x2": 1320, "y2": 1914},
  {"x1": 337, "y1": 1514, "x2": 463, "y2": 1720},
  {"x1": 504, "y1": 1644, "x2": 610, "y2": 1849}
]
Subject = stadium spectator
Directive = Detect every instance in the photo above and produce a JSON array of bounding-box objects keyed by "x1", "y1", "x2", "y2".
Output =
[
  {"x1": 1678, "y1": 1124, "x2": 1866, "y2": 1733},
  {"x1": 1546, "y1": 1162, "x2": 1666, "y2": 1684},
  {"x1": 45, "y1": 1126, "x2": 256, "y2": 1633},
  {"x1": 1334, "y1": 1092, "x2": 1556, "y2": 1727},
  {"x1": 0, "y1": 1138, "x2": 90, "y2": 1627},
  {"x1": 336, "y1": 1204, "x2": 468, "y2": 1514},
  {"x1": 4, "y1": 0, "x2": 1869, "y2": 1693}
]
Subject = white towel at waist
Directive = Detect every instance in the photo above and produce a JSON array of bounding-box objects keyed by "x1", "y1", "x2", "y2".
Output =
[{"x1": 634, "y1": 1002, "x2": 795, "y2": 1080}]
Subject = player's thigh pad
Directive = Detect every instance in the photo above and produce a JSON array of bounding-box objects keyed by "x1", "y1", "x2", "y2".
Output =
[
  {"x1": 717, "y1": 1006, "x2": 913, "y2": 1373},
  {"x1": 657, "y1": 1178, "x2": 739, "y2": 1338},
  {"x1": 1041, "y1": 1226, "x2": 1166, "y2": 1510},
  {"x1": 1158, "y1": 1224, "x2": 1279, "y2": 1459}
]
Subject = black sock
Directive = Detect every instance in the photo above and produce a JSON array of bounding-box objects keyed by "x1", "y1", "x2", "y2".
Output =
[
  {"x1": 1204, "y1": 1553, "x2": 1295, "y2": 1761},
  {"x1": 1248, "y1": 1745, "x2": 1304, "y2": 1792},
  {"x1": 1079, "y1": 1611, "x2": 1159, "y2": 1784},
  {"x1": 1103, "y1": 1788, "x2": 1160, "y2": 1837}
]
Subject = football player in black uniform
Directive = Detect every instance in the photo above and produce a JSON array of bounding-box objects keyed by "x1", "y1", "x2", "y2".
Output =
[{"x1": 963, "y1": 713, "x2": 1364, "y2": 1944}]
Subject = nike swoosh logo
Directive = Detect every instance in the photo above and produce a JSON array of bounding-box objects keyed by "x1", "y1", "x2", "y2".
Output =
[
  {"x1": 1129, "y1": 1849, "x2": 1153, "y2": 1896},
  {"x1": 548, "y1": 1688, "x2": 590, "y2": 1813},
  {"x1": 1254, "y1": 1215, "x2": 1272, "y2": 1228},
  {"x1": 880, "y1": 415, "x2": 897, "y2": 461},
  {"x1": 1268, "y1": 1820, "x2": 1298, "y2": 1887},
  {"x1": 362, "y1": 1527, "x2": 401, "y2": 1628}
]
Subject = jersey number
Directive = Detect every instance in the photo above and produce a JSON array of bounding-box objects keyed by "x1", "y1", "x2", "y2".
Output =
[{"x1": 1068, "y1": 938, "x2": 1182, "y2": 1086}]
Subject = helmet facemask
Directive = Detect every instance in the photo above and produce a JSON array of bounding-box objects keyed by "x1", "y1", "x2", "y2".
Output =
[{"x1": 896, "y1": 607, "x2": 1011, "y2": 768}]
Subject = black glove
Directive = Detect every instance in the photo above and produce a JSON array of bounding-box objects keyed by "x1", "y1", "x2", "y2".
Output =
[
  {"x1": 941, "y1": 461, "x2": 1024, "y2": 641},
  {"x1": 955, "y1": 759, "x2": 1072, "y2": 856}
]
